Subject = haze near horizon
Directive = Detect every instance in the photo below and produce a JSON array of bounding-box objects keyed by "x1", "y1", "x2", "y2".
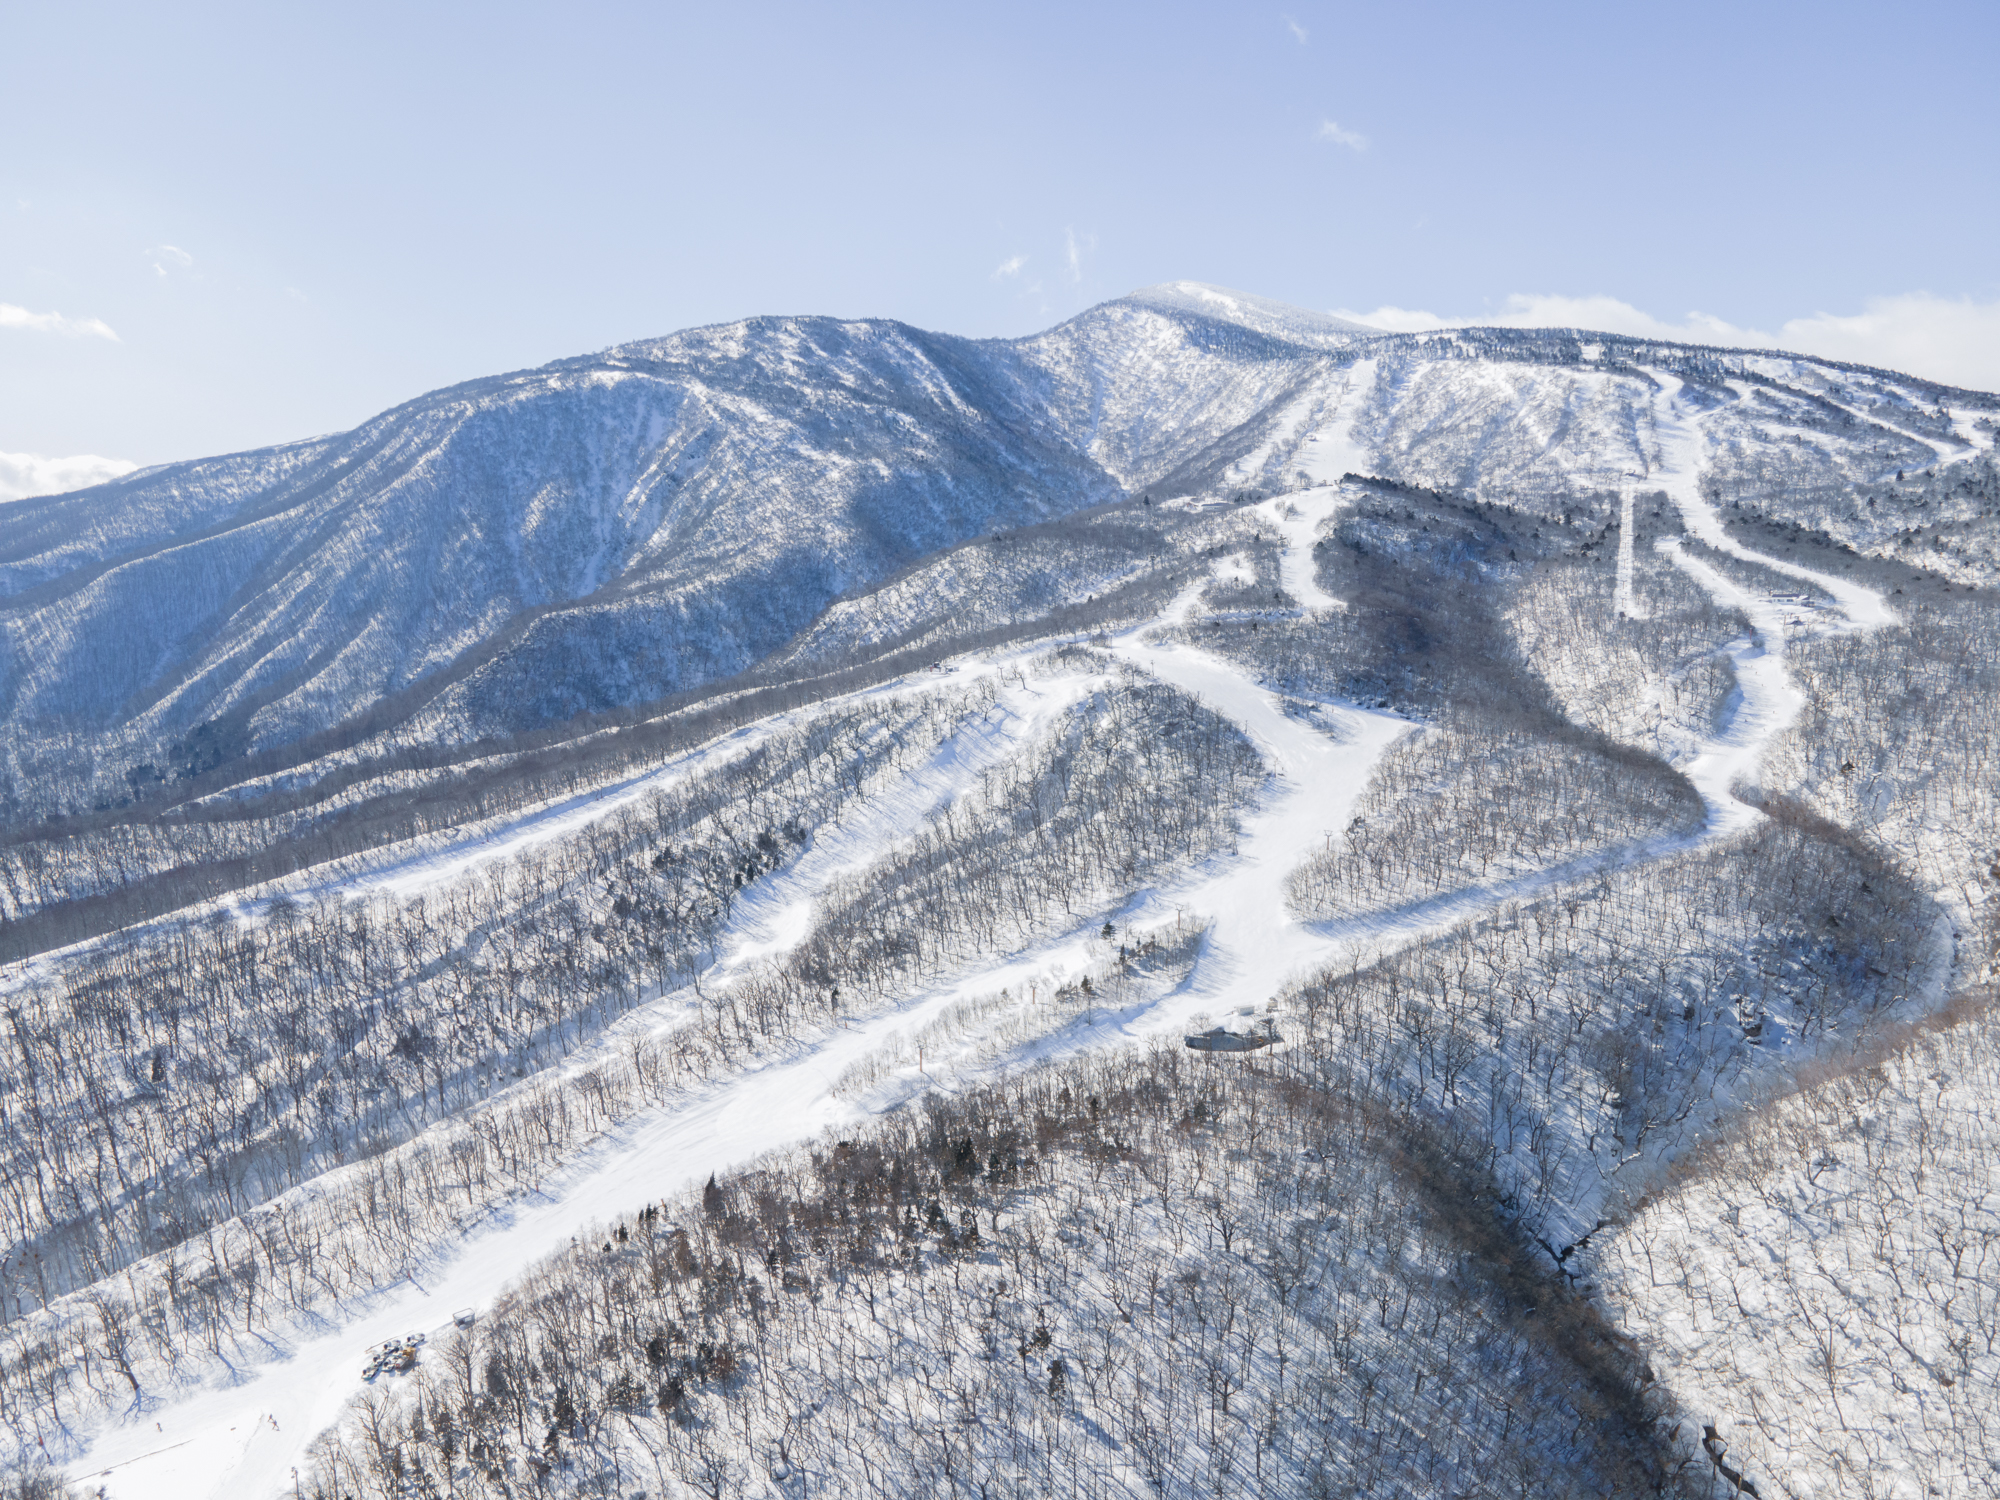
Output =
[{"x1": 4, "y1": 0, "x2": 1997, "y2": 495}]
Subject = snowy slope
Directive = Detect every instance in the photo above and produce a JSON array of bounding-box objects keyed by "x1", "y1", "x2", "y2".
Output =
[
  {"x1": 46, "y1": 419, "x2": 1906, "y2": 1497},
  {"x1": 6, "y1": 280, "x2": 1999, "y2": 1499},
  {"x1": 0, "y1": 320, "x2": 1119, "y2": 785},
  {"x1": 1602, "y1": 996, "x2": 2000, "y2": 1499},
  {"x1": 8, "y1": 286, "x2": 1992, "y2": 830}
]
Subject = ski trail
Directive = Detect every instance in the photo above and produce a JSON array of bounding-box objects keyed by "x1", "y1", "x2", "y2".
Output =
[
  {"x1": 1614, "y1": 484, "x2": 1644, "y2": 618},
  {"x1": 1261, "y1": 490, "x2": 1348, "y2": 613},
  {"x1": 331, "y1": 731, "x2": 781, "y2": 905},
  {"x1": 1222, "y1": 354, "x2": 1375, "y2": 493},
  {"x1": 701, "y1": 671, "x2": 1101, "y2": 981},
  {"x1": 1639, "y1": 369, "x2": 1893, "y2": 830},
  {"x1": 299, "y1": 657, "x2": 1042, "y2": 910},
  {"x1": 1651, "y1": 372, "x2": 1898, "y2": 630},
  {"x1": 65, "y1": 480, "x2": 1410, "y2": 1500},
  {"x1": 1298, "y1": 358, "x2": 1377, "y2": 486},
  {"x1": 1655, "y1": 541, "x2": 1807, "y2": 832},
  {"x1": 506, "y1": 668, "x2": 1108, "y2": 1083},
  {"x1": 1250, "y1": 357, "x2": 1378, "y2": 614},
  {"x1": 1797, "y1": 383, "x2": 1975, "y2": 468},
  {"x1": 65, "y1": 932, "x2": 1131, "y2": 1497},
  {"x1": 0, "y1": 657, "x2": 1047, "y2": 1004},
  {"x1": 1105, "y1": 640, "x2": 1410, "y2": 1028},
  {"x1": 1946, "y1": 406, "x2": 1994, "y2": 455}
]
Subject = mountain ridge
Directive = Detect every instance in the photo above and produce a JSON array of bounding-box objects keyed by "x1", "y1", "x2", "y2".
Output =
[{"x1": 2, "y1": 284, "x2": 1993, "y2": 827}]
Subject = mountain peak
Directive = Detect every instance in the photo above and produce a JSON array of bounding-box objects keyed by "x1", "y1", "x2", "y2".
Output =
[{"x1": 1118, "y1": 281, "x2": 1379, "y2": 346}]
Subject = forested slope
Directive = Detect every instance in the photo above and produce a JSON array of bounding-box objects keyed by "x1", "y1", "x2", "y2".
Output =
[{"x1": 3, "y1": 285, "x2": 1996, "y2": 1499}]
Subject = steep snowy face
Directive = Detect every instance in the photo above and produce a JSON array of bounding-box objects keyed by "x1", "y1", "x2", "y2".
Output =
[
  {"x1": 1054, "y1": 317, "x2": 1999, "y2": 512},
  {"x1": 0, "y1": 317, "x2": 1119, "y2": 763},
  {"x1": 1009, "y1": 299, "x2": 1333, "y2": 492}
]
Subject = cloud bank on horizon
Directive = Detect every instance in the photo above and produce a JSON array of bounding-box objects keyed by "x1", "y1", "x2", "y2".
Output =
[
  {"x1": 0, "y1": 450, "x2": 138, "y2": 503},
  {"x1": 1334, "y1": 291, "x2": 2000, "y2": 392}
]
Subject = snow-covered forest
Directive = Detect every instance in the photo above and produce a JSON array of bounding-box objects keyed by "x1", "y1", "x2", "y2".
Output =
[{"x1": 3, "y1": 283, "x2": 1996, "y2": 1498}]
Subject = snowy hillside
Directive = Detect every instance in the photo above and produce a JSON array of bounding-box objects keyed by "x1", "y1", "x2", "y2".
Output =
[
  {"x1": 1603, "y1": 988, "x2": 2000, "y2": 1497},
  {"x1": 3, "y1": 284, "x2": 1998, "y2": 1499},
  {"x1": 5, "y1": 284, "x2": 1992, "y2": 839}
]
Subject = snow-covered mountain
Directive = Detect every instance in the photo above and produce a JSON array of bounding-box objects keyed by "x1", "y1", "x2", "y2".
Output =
[
  {"x1": 3, "y1": 284, "x2": 1994, "y2": 824},
  {"x1": 4, "y1": 281, "x2": 1999, "y2": 1500}
]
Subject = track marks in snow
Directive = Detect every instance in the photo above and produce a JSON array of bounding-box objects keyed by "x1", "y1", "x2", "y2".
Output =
[
  {"x1": 1806, "y1": 384, "x2": 1978, "y2": 469},
  {"x1": 1297, "y1": 358, "x2": 1377, "y2": 487},
  {"x1": 1107, "y1": 637, "x2": 1406, "y2": 1026},
  {"x1": 1652, "y1": 542, "x2": 1804, "y2": 838},
  {"x1": 1635, "y1": 371, "x2": 1893, "y2": 832},
  {"x1": 1946, "y1": 406, "x2": 1994, "y2": 455},
  {"x1": 69, "y1": 498, "x2": 1412, "y2": 1500},
  {"x1": 1653, "y1": 373, "x2": 1897, "y2": 630}
]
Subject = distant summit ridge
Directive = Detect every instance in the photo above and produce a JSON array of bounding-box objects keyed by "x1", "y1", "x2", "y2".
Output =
[
  {"x1": 1, "y1": 282, "x2": 1990, "y2": 827},
  {"x1": 1120, "y1": 281, "x2": 1379, "y2": 346}
]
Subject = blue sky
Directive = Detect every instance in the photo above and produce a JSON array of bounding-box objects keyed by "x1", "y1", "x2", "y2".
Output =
[{"x1": 4, "y1": 0, "x2": 1997, "y2": 489}]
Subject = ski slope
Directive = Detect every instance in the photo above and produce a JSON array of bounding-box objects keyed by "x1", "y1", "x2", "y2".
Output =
[
  {"x1": 1248, "y1": 354, "x2": 1375, "y2": 615},
  {"x1": 65, "y1": 387, "x2": 1896, "y2": 1500},
  {"x1": 1644, "y1": 370, "x2": 1893, "y2": 824},
  {"x1": 1615, "y1": 485, "x2": 1645, "y2": 619},
  {"x1": 1659, "y1": 373, "x2": 1896, "y2": 630}
]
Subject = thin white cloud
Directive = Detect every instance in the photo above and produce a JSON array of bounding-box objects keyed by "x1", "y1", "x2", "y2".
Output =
[
  {"x1": 1334, "y1": 293, "x2": 1771, "y2": 346},
  {"x1": 993, "y1": 254, "x2": 1027, "y2": 279},
  {"x1": 1065, "y1": 228, "x2": 1096, "y2": 284},
  {"x1": 0, "y1": 303, "x2": 121, "y2": 341},
  {"x1": 1317, "y1": 119, "x2": 1367, "y2": 151},
  {"x1": 0, "y1": 451, "x2": 138, "y2": 503},
  {"x1": 147, "y1": 244, "x2": 194, "y2": 277},
  {"x1": 1332, "y1": 304, "x2": 1456, "y2": 333},
  {"x1": 1284, "y1": 14, "x2": 1308, "y2": 43},
  {"x1": 1331, "y1": 291, "x2": 2000, "y2": 391},
  {"x1": 1778, "y1": 294, "x2": 2000, "y2": 393}
]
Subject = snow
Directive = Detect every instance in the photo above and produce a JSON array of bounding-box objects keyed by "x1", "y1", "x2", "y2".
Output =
[
  {"x1": 1650, "y1": 371, "x2": 1896, "y2": 631},
  {"x1": 1946, "y1": 406, "x2": 1994, "y2": 454},
  {"x1": 701, "y1": 671, "x2": 1101, "y2": 982},
  {"x1": 1804, "y1": 382, "x2": 1979, "y2": 470},
  {"x1": 1297, "y1": 358, "x2": 1377, "y2": 486},
  {"x1": 1654, "y1": 540, "x2": 1804, "y2": 837},
  {"x1": 1233, "y1": 357, "x2": 1375, "y2": 615},
  {"x1": 372, "y1": 665, "x2": 1079, "y2": 920},
  {"x1": 292, "y1": 727, "x2": 786, "y2": 908},
  {"x1": 47, "y1": 345, "x2": 1953, "y2": 1500},
  {"x1": 1614, "y1": 484, "x2": 1646, "y2": 619},
  {"x1": 17, "y1": 303, "x2": 1968, "y2": 833},
  {"x1": 39, "y1": 324, "x2": 1976, "y2": 1496},
  {"x1": 1261, "y1": 489, "x2": 1349, "y2": 612},
  {"x1": 1125, "y1": 281, "x2": 1378, "y2": 345},
  {"x1": 1602, "y1": 1003, "x2": 2000, "y2": 1497},
  {"x1": 1618, "y1": 369, "x2": 1891, "y2": 843},
  {"x1": 1109, "y1": 623, "x2": 1409, "y2": 1027}
]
